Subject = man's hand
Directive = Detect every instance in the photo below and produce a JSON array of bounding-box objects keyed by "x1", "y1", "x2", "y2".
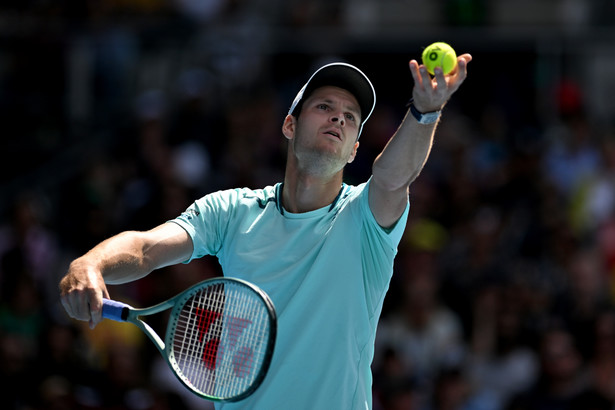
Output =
[
  {"x1": 59, "y1": 259, "x2": 109, "y2": 329},
  {"x1": 409, "y1": 53, "x2": 472, "y2": 113}
]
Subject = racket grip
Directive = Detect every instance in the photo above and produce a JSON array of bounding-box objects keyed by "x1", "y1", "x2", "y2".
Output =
[{"x1": 102, "y1": 298, "x2": 131, "y2": 322}]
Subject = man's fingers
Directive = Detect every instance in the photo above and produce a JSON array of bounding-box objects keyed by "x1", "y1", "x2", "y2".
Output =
[
  {"x1": 60, "y1": 291, "x2": 86, "y2": 321},
  {"x1": 75, "y1": 290, "x2": 93, "y2": 321},
  {"x1": 409, "y1": 60, "x2": 423, "y2": 91},
  {"x1": 447, "y1": 56, "x2": 471, "y2": 94},
  {"x1": 88, "y1": 288, "x2": 104, "y2": 328},
  {"x1": 459, "y1": 53, "x2": 473, "y2": 64},
  {"x1": 60, "y1": 287, "x2": 106, "y2": 329},
  {"x1": 60, "y1": 295, "x2": 74, "y2": 319},
  {"x1": 453, "y1": 55, "x2": 471, "y2": 82},
  {"x1": 447, "y1": 54, "x2": 472, "y2": 77},
  {"x1": 419, "y1": 66, "x2": 432, "y2": 90},
  {"x1": 433, "y1": 67, "x2": 447, "y2": 90}
]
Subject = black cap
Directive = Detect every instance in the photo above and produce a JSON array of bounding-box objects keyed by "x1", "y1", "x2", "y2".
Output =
[{"x1": 288, "y1": 62, "x2": 376, "y2": 138}]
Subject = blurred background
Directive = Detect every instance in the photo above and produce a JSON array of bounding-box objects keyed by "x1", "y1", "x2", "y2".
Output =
[{"x1": 1, "y1": 0, "x2": 615, "y2": 409}]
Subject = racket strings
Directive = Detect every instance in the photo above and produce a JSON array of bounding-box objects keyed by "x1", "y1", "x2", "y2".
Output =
[
  {"x1": 171, "y1": 282, "x2": 272, "y2": 399},
  {"x1": 213, "y1": 290, "x2": 268, "y2": 397},
  {"x1": 175, "y1": 284, "x2": 226, "y2": 393}
]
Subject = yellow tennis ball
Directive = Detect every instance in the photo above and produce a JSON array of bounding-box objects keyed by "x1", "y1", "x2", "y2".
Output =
[{"x1": 421, "y1": 42, "x2": 457, "y2": 75}]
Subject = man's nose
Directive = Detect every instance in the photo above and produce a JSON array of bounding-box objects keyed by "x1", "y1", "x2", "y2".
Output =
[{"x1": 331, "y1": 114, "x2": 344, "y2": 126}]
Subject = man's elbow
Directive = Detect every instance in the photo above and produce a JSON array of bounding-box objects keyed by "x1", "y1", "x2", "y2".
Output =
[{"x1": 371, "y1": 165, "x2": 419, "y2": 193}]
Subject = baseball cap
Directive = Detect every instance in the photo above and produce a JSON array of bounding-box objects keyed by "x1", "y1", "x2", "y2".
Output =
[{"x1": 288, "y1": 62, "x2": 376, "y2": 138}]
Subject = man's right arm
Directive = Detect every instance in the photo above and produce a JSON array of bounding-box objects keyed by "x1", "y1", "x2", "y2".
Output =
[{"x1": 59, "y1": 222, "x2": 193, "y2": 328}]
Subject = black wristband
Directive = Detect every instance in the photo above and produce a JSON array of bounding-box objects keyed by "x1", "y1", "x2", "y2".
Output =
[{"x1": 408, "y1": 101, "x2": 441, "y2": 125}]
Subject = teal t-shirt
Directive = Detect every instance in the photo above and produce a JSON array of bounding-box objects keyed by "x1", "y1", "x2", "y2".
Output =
[{"x1": 170, "y1": 179, "x2": 409, "y2": 409}]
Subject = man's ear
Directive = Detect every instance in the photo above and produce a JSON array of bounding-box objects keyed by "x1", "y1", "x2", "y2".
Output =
[
  {"x1": 347, "y1": 141, "x2": 360, "y2": 164},
  {"x1": 282, "y1": 114, "x2": 296, "y2": 140}
]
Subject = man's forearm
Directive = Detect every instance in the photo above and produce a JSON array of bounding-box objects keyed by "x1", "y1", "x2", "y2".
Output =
[
  {"x1": 73, "y1": 231, "x2": 154, "y2": 285},
  {"x1": 372, "y1": 109, "x2": 437, "y2": 191}
]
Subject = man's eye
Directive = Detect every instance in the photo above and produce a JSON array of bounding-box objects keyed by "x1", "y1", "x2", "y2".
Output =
[
  {"x1": 345, "y1": 113, "x2": 356, "y2": 122},
  {"x1": 317, "y1": 104, "x2": 328, "y2": 110}
]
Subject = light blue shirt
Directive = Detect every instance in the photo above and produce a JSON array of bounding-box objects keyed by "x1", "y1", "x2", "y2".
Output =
[{"x1": 170, "y1": 179, "x2": 409, "y2": 409}]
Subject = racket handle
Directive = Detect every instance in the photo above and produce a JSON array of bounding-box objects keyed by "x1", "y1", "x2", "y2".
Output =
[{"x1": 102, "y1": 298, "x2": 131, "y2": 322}]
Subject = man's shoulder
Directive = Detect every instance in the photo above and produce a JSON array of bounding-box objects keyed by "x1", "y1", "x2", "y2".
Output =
[
  {"x1": 235, "y1": 185, "x2": 278, "y2": 208},
  {"x1": 335, "y1": 181, "x2": 369, "y2": 208},
  {"x1": 200, "y1": 184, "x2": 279, "y2": 211}
]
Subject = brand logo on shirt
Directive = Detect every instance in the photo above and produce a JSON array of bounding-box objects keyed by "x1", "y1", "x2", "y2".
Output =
[
  {"x1": 256, "y1": 197, "x2": 275, "y2": 209},
  {"x1": 184, "y1": 209, "x2": 200, "y2": 220},
  {"x1": 243, "y1": 192, "x2": 275, "y2": 209}
]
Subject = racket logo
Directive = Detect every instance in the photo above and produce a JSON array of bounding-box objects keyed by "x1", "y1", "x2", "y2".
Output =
[
  {"x1": 195, "y1": 308, "x2": 222, "y2": 370},
  {"x1": 195, "y1": 308, "x2": 254, "y2": 378},
  {"x1": 233, "y1": 346, "x2": 254, "y2": 378},
  {"x1": 228, "y1": 318, "x2": 254, "y2": 378}
]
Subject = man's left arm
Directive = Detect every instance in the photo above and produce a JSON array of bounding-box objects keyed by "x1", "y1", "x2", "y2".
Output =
[{"x1": 369, "y1": 54, "x2": 472, "y2": 228}]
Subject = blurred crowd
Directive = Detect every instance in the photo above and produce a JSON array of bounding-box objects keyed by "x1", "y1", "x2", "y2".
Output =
[{"x1": 2, "y1": 1, "x2": 615, "y2": 410}]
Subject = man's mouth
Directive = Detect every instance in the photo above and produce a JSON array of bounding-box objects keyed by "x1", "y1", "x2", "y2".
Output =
[{"x1": 324, "y1": 130, "x2": 341, "y2": 139}]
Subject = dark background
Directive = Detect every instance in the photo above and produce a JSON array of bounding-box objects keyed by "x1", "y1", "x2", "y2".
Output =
[{"x1": 1, "y1": 1, "x2": 615, "y2": 409}]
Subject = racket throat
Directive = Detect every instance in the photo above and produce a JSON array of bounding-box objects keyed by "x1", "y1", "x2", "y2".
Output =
[{"x1": 136, "y1": 318, "x2": 166, "y2": 354}]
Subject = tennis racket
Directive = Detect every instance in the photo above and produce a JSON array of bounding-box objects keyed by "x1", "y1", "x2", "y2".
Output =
[{"x1": 102, "y1": 277, "x2": 276, "y2": 402}]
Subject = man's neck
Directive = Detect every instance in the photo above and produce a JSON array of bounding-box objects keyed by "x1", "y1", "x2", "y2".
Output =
[{"x1": 281, "y1": 172, "x2": 344, "y2": 213}]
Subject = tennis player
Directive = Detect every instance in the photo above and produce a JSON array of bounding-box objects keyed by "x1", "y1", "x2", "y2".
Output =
[{"x1": 60, "y1": 55, "x2": 471, "y2": 409}]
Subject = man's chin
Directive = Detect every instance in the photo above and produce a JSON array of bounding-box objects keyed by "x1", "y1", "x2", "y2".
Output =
[{"x1": 297, "y1": 151, "x2": 346, "y2": 177}]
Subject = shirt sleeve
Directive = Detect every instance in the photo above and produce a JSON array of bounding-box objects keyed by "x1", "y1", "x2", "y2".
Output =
[
  {"x1": 169, "y1": 188, "x2": 240, "y2": 263},
  {"x1": 361, "y1": 178, "x2": 410, "y2": 248},
  {"x1": 357, "y1": 179, "x2": 410, "y2": 314}
]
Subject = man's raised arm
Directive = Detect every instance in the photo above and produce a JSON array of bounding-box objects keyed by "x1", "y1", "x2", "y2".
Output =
[{"x1": 369, "y1": 54, "x2": 472, "y2": 228}]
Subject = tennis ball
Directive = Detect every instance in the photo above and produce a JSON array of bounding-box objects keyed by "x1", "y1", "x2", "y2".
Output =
[{"x1": 421, "y1": 42, "x2": 457, "y2": 75}]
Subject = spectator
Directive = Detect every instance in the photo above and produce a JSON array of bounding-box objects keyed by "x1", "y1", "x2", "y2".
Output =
[{"x1": 505, "y1": 324, "x2": 590, "y2": 410}]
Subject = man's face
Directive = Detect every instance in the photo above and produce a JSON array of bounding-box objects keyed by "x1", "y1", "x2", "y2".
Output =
[{"x1": 284, "y1": 86, "x2": 361, "y2": 177}]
